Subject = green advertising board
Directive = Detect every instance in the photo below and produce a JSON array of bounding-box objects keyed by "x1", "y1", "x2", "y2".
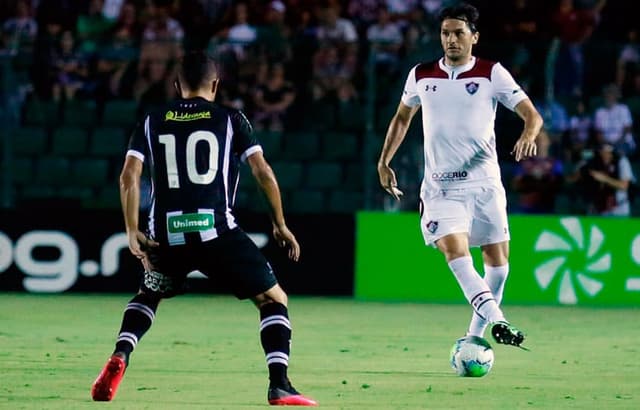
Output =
[{"x1": 355, "y1": 212, "x2": 640, "y2": 306}]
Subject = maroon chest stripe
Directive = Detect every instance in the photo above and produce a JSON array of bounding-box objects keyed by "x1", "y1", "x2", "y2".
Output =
[
  {"x1": 415, "y1": 61, "x2": 448, "y2": 81},
  {"x1": 456, "y1": 58, "x2": 495, "y2": 80}
]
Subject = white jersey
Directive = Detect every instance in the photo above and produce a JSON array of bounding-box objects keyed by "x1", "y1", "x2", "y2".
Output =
[{"x1": 401, "y1": 57, "x2": 528, "y2": 197}]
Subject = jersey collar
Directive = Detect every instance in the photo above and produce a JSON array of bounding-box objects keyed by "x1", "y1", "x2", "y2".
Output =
[{"x1": 438, "y1": 56, "x2": 476, "y2": 79}]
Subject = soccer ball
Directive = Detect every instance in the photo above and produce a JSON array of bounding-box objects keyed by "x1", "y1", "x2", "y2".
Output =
[{"x1": 449, "y1": 336, "x2": 494, "y2": 377}]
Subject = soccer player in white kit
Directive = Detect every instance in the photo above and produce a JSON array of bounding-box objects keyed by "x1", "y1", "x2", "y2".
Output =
[{"x1": 377, "y1": 3, "x2": 543, "y2": 348}]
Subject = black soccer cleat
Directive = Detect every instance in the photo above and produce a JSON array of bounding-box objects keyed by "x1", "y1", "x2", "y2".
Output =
[
  {"x1": 268, "y1": 380, "x2": 317, "y2": 406},
  {"x1": 491, "y1": 321, "x2": 525, "y2": 348}
]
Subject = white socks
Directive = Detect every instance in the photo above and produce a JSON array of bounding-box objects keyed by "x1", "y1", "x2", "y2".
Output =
[
  {"x1": 467, "y1": 264, "x2": 509, "y2": 337},
  {"x1": 447, "y1": 256, "x2": 506, "y2": 327}
]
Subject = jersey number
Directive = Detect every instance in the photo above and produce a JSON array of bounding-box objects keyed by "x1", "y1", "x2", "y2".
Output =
[{"x1": 159, "y1": 131, "x2": 219, "y2": 188}]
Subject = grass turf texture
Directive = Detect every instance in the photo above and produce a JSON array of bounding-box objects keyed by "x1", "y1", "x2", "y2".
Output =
[{"x1": 0, "y1": 294, "x2": 638, "y2": 409}]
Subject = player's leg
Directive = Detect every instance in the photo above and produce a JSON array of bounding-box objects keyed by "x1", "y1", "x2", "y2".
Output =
[
  {"x1": 436, "y1": 233, "x2": 508, "y2": 326},
  {"x1": 466, "y1": 186, "x2": 525, "y2": 347},
  {"x1": 91, "y1": 290, "x2": 162, "y2": 401},
  {"x1": 421, "y1": 191, "x2": 508, "y2": 326},
  {"x1": 211, "y1": 228, "x2": 316, "y2": 406},
  {"x1": 467, "y1": 242, "x2": 509, "y2": 337},
  {"x1": 92, "y1": 249, "x2": 187, "y2": 401},
  {"x1": 252, "y1": 286, "x2": 315, "y2": 406}
]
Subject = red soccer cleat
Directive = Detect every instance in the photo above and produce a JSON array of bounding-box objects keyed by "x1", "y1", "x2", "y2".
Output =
[
  {"x1": 91, "y1": 355, "x2": 126, "y2": 401},
  {"x1": 268, "y1": 385, "x2": 318, "y2": 406}
]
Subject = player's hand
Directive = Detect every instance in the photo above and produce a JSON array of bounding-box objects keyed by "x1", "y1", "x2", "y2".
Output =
[
  {"x1": 273, "y1": 224, "x2": 300, "y2": 262},
  {"x1": 377, "y1": 164, "x2": 404, "y2": 200},
  {"x1": 589, "y1": 170, "x2": 607, "y2": 182},
  {"x1": 127, "y1": 230, "x2": 159, "y2": 269},
  {"x1": 511, "y1": 136, "x2": 537, "y2": 162}
]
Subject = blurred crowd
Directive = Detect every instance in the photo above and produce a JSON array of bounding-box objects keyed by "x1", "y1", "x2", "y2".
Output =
[{"x1": 1, "y1": 0, "x2": 639, "y2": 215}]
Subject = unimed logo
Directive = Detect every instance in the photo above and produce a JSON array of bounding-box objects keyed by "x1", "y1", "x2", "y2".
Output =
[
  {"x1": 0, "y1": 231, "x2": 269, "y2": 292},
  {"x1": 533, "y1": 217, "x2": 611, "y2": 304}
]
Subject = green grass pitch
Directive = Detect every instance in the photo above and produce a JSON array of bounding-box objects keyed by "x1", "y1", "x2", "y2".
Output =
[{"x1": 1, "y1": 293, "x2": 638, "y2": 409}]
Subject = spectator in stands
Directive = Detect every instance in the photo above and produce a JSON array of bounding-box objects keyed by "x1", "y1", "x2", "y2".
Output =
[
  {"x1": 315, "y1": 3, "x2": 358, "y2": 53},
  {"x1": 94, "y1": 1, "x2": 142, "y2": 99},
  {"x1": 31, "y1": 18, "x2": 63, "y2": 99},
  {"x1": 252, "y1": 62, "x2": 296, "y2": 131},
  {"x1": 224, "y1": 1, "x2": 258, "y2": 62},
  {"x1": 133, "y1": 56, "x2": 175, "y2": 114},
  {"x1": 573, "y1": 143, "x2": 635, "y2": 217},
  {"x1": 512, "y1": 129, "x2": 564, "y2": 214},
  {"x1": 535, "y1": 96, "x2": 569, "y2": 143},
  {"x1": 76, "y1": 0, "x2": 115, "y2": 55},
  {"x1": 256, "y1": 0, "x2": 292, "y2": 63},
  {"x1": 564, "y1": 97, "x2": 594, "y2": 164},
  {"x1": 347, "y1": 0, "x2": 384, "y2": 34},
  {"x1": 102, "y1": 0, "x2": 125, "y2": 21},
  {"x1": 551, "y1": 0, "x2": 606, "y2": 98},
  {"x1": 616, "y1": 27, "x2": 640, "y2": 99},
  {"x1": 52, "y1": 30, "x2": 90, "y2": 101},
  {"x1": 334, "y1": 78, "x2": 363, "y2": 132},
  {"x1": 1, "y1": 0, "x2": 37, "y2": 55},
  {"x1": 366, "y1": 6, "x2": 403, "y2": 77},
  {"x1": 502, "y1": 0, "x2": 540, "y2": 82},
  {"x1": 593, "y1": 83, "x2": 635, "y2": 156},
  {"x1": 133, "y1": 1, "x2": 183, "y2": 99}
]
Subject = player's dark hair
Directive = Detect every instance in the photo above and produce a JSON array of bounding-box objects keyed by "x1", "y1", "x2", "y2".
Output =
[
  {"x1": 439, "y1": 3, "x2": 479, "y2": 33},
  {"x1": 177, "y1": 50, "x2": 218, "y2": 91}
]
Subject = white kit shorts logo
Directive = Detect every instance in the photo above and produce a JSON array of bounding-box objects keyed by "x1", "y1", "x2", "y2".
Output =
[{"x1": 533, "y1": 217, "x2": 610, "y2": 304}]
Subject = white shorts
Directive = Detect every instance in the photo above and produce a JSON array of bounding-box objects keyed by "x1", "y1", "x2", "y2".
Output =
[{"x1": 419, "y1": 186, "x2": 510, "y2": 247}]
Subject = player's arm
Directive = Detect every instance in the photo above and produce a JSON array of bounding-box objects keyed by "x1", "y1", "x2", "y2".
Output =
[
  {"x1": 120, "y1": 155, "x2": 158, "y2": 262},
  {"x1": 377, "y1": 101, "x2": 419, "y2": 200},
  {"x1": 247, "y1": 151, "x2": 300, "y2": 261},
  {"x1": 511, "y1": 98, "x2": 543, "y2": 162}
]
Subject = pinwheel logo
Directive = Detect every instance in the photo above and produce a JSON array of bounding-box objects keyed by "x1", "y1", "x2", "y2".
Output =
[{"x1": 533, "y1": 217, "x2": 611, "y2": 304}]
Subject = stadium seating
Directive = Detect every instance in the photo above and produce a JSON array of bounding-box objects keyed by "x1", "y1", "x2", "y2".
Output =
[
  {"x1": 102, "y1": 99, "x2": 139, "y2": 129},
  {"x1": 322, "y1": 131, "x2": 359, "y2": 160},
  {"x1": 255, "y1": 130, "x2": 283, "y2": 159},
  {"x1": 281, "y1": 131, "x2": 320, "y2": 160},
  {"x1": 306, "y1": 162, "x2": 342, "y2": 189},
  {"x1": 90, "y1": 126, "x2": 128, "y2": 158},
  {"x1": 34, "y1": 156, "x2": 71, "y2": 186},
  {"x1": 11, "y1": 126, "x2": 48, "y2": 156},
  {"x1": 270, "y1": 161, "x2": 304, "y2": 189},
  {"x1": 51, "y1": 126, "x2": 89, "y2": 156},
  {"x1": 290, "y1": 190, "x2": 325, "y2": 213},
  {"x1": 23, "y1": 99, "x2": 60, "y2": 128},
  {"x1": 62, "y1": 100, "x2": 98, "y2": 128},
  {"x1": 328, "y1": 190, "x2": 363, "y2": 213},
  {"x1": 71, "y1": 158, "x2": 110, "y2": 188},
  {"x1": 10, "y1": 157, "x2": 33, "y2": 185}
]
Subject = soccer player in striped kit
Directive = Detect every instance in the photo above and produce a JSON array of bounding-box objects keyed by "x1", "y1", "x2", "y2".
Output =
[
  {"x1": 91, "y1": 50, "x2": 316, "y2": 406},
  {"x1": 377, "y1": 3, "x2": 543, "y2": 348}
]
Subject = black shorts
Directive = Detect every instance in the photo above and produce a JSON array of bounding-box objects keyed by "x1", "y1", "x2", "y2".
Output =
[{"x1": 140, "y1": 228, "x2": 277, "y2": 299}]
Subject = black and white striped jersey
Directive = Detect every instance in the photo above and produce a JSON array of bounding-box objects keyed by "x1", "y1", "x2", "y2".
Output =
[{"x1": 126, "y1": 97, "x2": 262, "y2": 246}]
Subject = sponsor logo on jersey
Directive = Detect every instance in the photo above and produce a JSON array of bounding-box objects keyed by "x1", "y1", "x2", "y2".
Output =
[
  {"x1": 168, "y1": 213, "x2": 214, "y2": 233},
  {"x1": 426, "y1": 220, "x2": 438, "y2": 234},
  {"x1": 431, "y1": 171, "x2": 468, "y2": 181},
  {"x1": 465, "y1": 81, "x2": 479, "y2": 95},
  {"x1": 165, "y1": 110, "x2": 211, "y2": 121}
]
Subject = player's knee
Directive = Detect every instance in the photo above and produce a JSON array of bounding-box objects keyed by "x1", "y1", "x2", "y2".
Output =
[
  {"x1": 136, "y1": 290, "x2": 163, "y2": 307},
  {"x1": 253, "y1": 285, "x2": 288, "y2": 308}
]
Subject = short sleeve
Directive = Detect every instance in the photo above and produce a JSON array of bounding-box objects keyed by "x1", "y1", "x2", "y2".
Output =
[
  {"x1": 400, "y1": 65, "x2": 420, "y2": 107},
  {"x1": 620, "y1": 105, "x2": 633, "y2": 127},
  {"x1": 492, "y1": 63, "x2": 528, "y2": 111},
  {"x1": 126, "y1": 116, "x2": 148, "y2": 162},
  {"x1": 619, "y1": 156, "x2": 634, "y2": 182},
  {"x1": 231, "y1": 109, "x2": 262, "y2": 162}
]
